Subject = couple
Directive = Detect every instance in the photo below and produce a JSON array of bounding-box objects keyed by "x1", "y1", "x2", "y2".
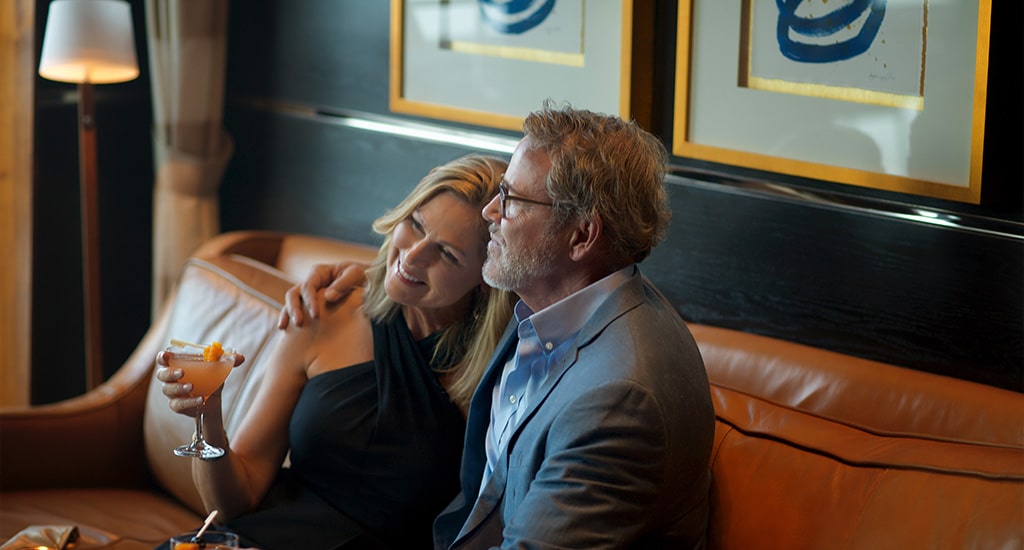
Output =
[{"x1": 157, "y1": 101, "x2": 715, "y2": 549}]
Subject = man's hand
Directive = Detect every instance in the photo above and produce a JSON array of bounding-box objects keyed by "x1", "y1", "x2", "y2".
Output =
[{"x1": 277, "y1": 262, "x2": 369, "y2": 329}]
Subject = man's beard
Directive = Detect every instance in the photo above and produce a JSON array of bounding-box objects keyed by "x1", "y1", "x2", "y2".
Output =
[{"x1": 483, "y1": 225, "x2": 561, "y2": 292}]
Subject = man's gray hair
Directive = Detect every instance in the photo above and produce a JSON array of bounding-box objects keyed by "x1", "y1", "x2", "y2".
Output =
[{"x1": 522, "y1": 100, "x2": 671, "y2": 264}]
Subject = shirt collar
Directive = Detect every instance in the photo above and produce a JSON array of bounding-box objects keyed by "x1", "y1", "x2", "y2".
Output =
[{"x1": 513, "y1": 264, "x2": 636, "y2": 352}]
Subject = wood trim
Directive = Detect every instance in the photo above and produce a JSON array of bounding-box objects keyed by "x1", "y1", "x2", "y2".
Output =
[{"x1": 0, "y1": 0, "x2": 33, "y2": 406}]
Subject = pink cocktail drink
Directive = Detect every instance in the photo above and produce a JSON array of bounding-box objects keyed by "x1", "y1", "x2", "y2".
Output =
[
  {"x1": 166, "y1": 342, "x2": 238, "y2": 460},
  {"x1": 171, "y1": 352, "x2": 234, "y2": 399}
]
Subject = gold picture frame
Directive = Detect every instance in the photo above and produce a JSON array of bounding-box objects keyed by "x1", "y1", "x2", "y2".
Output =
[
  {"x1": 390, "y1": 0, "x2": 653, "y2": 132},
  {"x1": 673, "y1": 0, "x2": 992, "y2": 204}
]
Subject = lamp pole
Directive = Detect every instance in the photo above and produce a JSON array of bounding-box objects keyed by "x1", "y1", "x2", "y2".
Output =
[{"x1": 78, "y1": 81, "x2": 103, "y2": 390}]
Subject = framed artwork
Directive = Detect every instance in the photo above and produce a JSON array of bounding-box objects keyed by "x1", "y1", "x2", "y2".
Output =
[
  {"x1": 673, "y1": 0, "x2": 992, "y2": 203},
  {"x1": 390, "y1": 0, "x2": 653, "y2": 131}
]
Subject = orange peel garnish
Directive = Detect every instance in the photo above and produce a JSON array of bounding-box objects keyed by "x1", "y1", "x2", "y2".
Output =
[{"x1": 203, "y1": 341, "x2": 224, "y2": 362}]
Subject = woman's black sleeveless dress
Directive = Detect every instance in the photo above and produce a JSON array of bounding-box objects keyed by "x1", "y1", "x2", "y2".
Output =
[{"x1": 224, "y1": 314, "x2": 467, "y2": 549}]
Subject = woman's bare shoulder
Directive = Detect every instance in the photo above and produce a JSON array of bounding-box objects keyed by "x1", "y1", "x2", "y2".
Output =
[{"x1": 302, "y1": 288, "x2": 375, "y2": 377}]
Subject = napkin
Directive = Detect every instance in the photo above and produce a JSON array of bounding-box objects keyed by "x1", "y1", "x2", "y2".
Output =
[{"x1": 0, "y1": 525, "x2": 78, "y2": 550}]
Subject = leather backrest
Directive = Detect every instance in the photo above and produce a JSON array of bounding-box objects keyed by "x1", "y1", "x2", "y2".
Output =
[
  {"x1": 142, "y1": 255, "x2": 294, "y2": 513},
  {"x1": 691, "y1": 324, "x2": 1024, "y2": 549},
  {"x1": 690, "y1": 324, "x2": 1024, "y2": 447}
]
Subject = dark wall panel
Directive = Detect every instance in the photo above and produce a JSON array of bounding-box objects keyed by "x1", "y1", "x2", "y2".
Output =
[
  {"x1": 644, "y1": 178, "x2": 1023, "y2": 390},
  {"x1": 32, "y1": 92, "x2": 154, "y2": 404},
  {"x1": 226, "y1": 1, "x2": 391, "y2": 114},
  {"x1": 220, "y1": 107, "x2": 506, "y2": 245}
]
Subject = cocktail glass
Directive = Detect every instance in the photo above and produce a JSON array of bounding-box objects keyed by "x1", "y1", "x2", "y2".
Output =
[
  {"x1": 169, "y1": 530, "x2": 239, "y2": 550},
  {"x1": 166, "y1": 344, "x2": 237, "y2": 460}
]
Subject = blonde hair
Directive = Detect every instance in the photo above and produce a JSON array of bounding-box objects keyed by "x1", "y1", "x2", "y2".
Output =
[
  {"x1": 523, "y1": 100, "x2": 671, "y2": 265},
  {"x1": 362, "y1": 154, "x2": 516, "y2": 410}
]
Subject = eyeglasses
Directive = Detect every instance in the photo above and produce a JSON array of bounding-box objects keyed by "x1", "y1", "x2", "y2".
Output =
[{"x1": 498, "y1": 177, "x2": 554, "y2": 218}]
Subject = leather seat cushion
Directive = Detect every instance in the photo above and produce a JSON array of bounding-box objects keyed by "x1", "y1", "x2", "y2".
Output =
[{"x1": 0, "y1": 488, "x2": 203, "y2": 549}]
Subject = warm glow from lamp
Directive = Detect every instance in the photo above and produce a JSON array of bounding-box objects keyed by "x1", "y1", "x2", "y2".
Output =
[{"x1": 39, "y1": 0, "x2": 139, "y2": 84}]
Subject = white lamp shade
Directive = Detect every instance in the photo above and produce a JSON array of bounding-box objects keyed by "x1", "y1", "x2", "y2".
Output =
[{"x1": 39, "y1": 0, "x2": 139, "y2": 84}]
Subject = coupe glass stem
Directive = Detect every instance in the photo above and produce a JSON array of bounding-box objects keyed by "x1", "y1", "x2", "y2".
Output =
[{"x1": 194, "y1": 404, "x2": 206, "y2": 447}]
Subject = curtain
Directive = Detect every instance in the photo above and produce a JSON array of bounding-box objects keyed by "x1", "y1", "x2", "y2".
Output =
[{"x1": 146, "y1": 0, "x2": 232, "y2": 317}]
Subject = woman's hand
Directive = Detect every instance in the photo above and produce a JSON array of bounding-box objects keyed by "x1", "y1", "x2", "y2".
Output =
[
  {"x1": 277, "y1": 262, "x2": 369, "y2": 329},
  {"x1": 155, "y1": 349, "x2": 246, "y2": 416}
]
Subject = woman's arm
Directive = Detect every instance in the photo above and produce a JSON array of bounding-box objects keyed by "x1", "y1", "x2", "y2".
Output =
[
  {"x1": 185, "y1": 320, "x2": 319, "y2": 519},
  {"x1": 191, "y1": 288, "x2": 372, "y2": 519}
]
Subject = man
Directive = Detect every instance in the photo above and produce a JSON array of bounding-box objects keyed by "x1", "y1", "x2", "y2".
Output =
[{"x1": 283, "y1": 101, "x2": 715, "y2": 549}]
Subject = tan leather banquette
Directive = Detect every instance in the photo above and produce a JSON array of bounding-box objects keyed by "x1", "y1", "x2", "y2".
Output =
[{"x1": 2, "y1": 231, "x2": 1021, "y2": 549}]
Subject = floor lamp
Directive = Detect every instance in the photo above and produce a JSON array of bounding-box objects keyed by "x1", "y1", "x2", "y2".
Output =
[{"x1": 38, "y1": 0, "x2": 139, "y2": 391}]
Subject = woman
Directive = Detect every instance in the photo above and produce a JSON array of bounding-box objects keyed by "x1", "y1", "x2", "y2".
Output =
[{"x1": 156, "y1": 155, "x2": 515, "y2": 549}]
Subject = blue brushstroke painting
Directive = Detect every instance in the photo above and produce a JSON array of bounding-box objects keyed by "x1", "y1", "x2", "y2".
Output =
[
  {"x1": 479, "y1": 0, "x2": 557, "y2": 34},
  {"x1": 776, "y1": 0, "x2": 887, "y2": 63}
]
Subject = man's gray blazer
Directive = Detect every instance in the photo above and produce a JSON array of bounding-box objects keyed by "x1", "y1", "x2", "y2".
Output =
[{"x1": 434, "y1": 268, "x2": 716, "y2": 549}]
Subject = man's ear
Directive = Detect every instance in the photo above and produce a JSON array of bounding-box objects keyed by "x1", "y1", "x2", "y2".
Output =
[{"x1": 567, "y1": 215, "x2": 602, "y2": 262}]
